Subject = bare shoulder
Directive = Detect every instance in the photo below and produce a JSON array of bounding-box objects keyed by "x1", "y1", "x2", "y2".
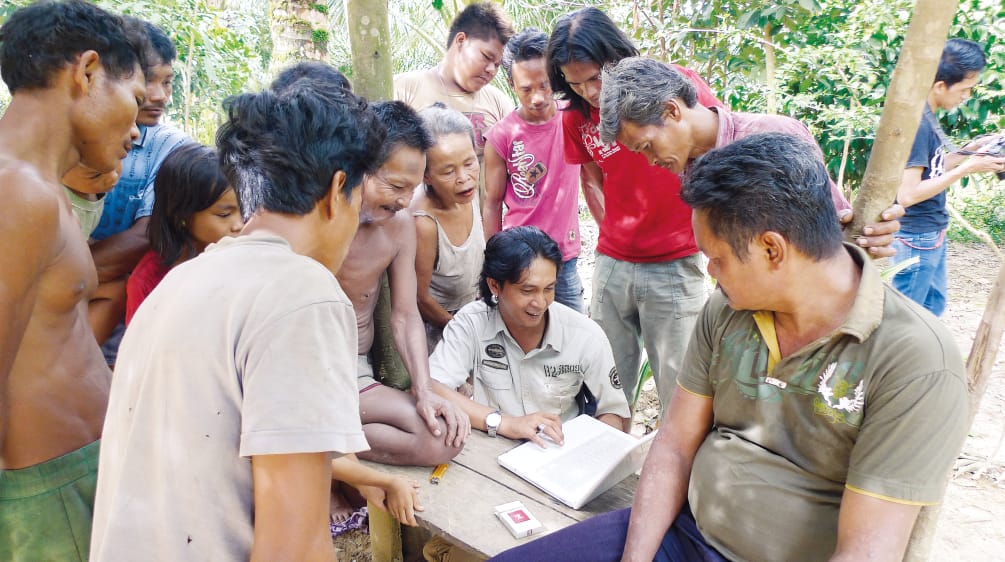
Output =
[
  {"x1": 0, "y1": 162, "x2": 60, "y2": 246},
  {"x1": 386, "y1": 210, "x2": 418, "y2": 240}
]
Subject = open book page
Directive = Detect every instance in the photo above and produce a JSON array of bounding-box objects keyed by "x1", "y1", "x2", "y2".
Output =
[{"x1": 497, "y1": 415, "x2": 656, "y2": 509}]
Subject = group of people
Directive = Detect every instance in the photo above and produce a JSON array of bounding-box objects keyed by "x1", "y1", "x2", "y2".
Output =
[{"x1": 1, "y1": 0, "x2": 1001, "y2": 561}]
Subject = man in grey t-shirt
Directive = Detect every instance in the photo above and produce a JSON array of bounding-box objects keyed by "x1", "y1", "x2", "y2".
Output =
[{"x1": 91, "y1": 83, "x2": 383, "y2": 560}]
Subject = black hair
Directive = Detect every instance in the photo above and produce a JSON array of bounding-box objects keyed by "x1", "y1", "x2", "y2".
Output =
[
  {"x1": 0, "y1": 0, "x2": 144, "y2": 93},
  {"x1": 479, "y1": 226, "x2": 563, "y2": 308},
  {"x1": 682, "y1": 133, "x2": 843, "y2": 262},
  {"x1": 217, "y1": 78, "x2": 385, "y2": 220},
  {"x1": 140, "y1": 21, "x2": 176, "y2": 66},
  {"x1": 935, "y1": 38, "x2": 986, "y2": 87},
  {"x1": 372, "y1": 101, "x2": 434, "y2": 167},
  {"x1": 270, "y1": 61, "x2": 352, "y2": 94},
  {"x1": 501, "y1": 28, "x2": 548, "y2": 82},
  {"x1": 446, "y1": 2, "x2": 514, "y2": 49},
  {"x1": 546, "y1": 7, "x2": 638, "y2": 118},
  {"x1": 148, "y1": 143, "x2": 231, "y2": 267}
]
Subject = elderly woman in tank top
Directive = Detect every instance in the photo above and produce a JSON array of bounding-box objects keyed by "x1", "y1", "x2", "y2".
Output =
[{"x1": 411, "y1": 104, "x2": 486, "y2": 352}]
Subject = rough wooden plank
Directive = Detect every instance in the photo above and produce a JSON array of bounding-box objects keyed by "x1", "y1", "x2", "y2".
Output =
[
  {"x1": 452, "y1": 432, "x2": 639, "y2": 519},
  {"x1": 362, "y1": 431, "x2": 639, "y2": 558}
]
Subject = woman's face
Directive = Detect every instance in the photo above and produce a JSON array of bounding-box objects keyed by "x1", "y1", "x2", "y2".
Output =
[
  {"x1": 188, "y1": 189, "x2": 243, "y2": 252},
  {"x1": 423, "y1": 133, "x2": 479, "y2": 204},
  {"x1": 491, "y1": 257, "x2": 558, "y2": 333}
]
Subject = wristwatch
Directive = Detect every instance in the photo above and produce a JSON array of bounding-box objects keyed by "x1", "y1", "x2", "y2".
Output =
[{"x1": 485, "y1": 410, "x2": 502, "y2": 438}]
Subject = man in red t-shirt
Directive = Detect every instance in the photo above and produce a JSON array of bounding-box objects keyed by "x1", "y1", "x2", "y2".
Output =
[
  {"x1": 546, "y1": 8, "x2": 722, "y2": 415},
  {"x1": 547, "y1": 10, "x2": 900, "y2": 418}
]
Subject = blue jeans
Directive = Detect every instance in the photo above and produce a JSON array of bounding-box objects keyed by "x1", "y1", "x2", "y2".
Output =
[
  {"x1": 488, "y1": 506, "x2": 726, "y2": 562},
  {"x1": 556, "y1": 257, "x2": 585, "y2": 313},
  {"x1": 892, "y1": 230, "x2": 947, "y2": 316}
]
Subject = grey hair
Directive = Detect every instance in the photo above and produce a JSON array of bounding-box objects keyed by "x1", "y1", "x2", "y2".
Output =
[
  {"x1": 419, "y1": 102, "x2": 475, "y2": 146},
  {"x1": 599, "y1": 56, "x2": 698, "y2": 144}
]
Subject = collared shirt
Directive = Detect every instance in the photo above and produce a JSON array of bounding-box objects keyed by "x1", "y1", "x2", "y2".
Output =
[
  {"x1": 430, "y1": 300, "x2": 629, "y2": 421},
  {"x1": 678, "y1": 243, "x2": 968, "y2": 561},
  {"x1": 709, "y1": 107, "x2": 851, "y2": 212},
  {"x1": 91, "y1": 123, "x2": 190, "y2": 241}
]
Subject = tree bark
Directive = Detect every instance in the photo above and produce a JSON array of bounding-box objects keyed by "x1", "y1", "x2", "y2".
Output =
[
  {"x1": 345, "y1": 0, "x2": 393, "y2": 101},
  {"x1": 269, "y1": 0, "x2": 329, "y2": 73},
  {"x1": 345, "y1": 0, "x2": 410, "y2": 389},
  {"x1": 843, "y1": 0, "x2": 957, "y2": 242},
  {"x1": 868, "y1": 3, "x2": 975, "y2": 558}
]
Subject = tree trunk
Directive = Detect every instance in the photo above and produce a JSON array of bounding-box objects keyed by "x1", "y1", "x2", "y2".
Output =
[
  {"x1": 344, "y1": 0, "x2": 410, "y2": 389},
  {"x1": 269, "y1": 0, "x2": 329, "y2": 73},
  {"x1": 843, "y1": 0, "x2": 957, "y2": 241},
  {"x1": 851, "y1": 2, "x2": 973, "y2": 558},
  {"x1": 763, "y1": 23, "x2": 776, "y2": 115},
  {"x1": 345, "y1": 0, "x2": 393, "y2": 100}
]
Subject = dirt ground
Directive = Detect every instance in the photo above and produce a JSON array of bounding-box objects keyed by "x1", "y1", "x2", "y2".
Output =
[{"x1": 335, "y1": 220, "x2": 1005, "y2": 561}]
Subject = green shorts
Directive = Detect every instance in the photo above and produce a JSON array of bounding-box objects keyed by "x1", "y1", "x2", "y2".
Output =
[{"x1": 0, "y1": 440, "x2": 100, "y2": 561}]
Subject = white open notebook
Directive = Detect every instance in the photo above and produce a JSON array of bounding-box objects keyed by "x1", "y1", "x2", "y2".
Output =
[{"x1": 497, "y1": 415, "x2": 657, "y2": 509}]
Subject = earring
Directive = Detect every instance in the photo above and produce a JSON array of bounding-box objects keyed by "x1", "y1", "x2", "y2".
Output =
[{"x1": 491, "y1": 294, "x2": 499, "y2": 304}]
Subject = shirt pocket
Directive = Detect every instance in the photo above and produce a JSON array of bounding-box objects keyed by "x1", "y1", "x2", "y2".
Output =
[
  {"x1": 542, "y1": 375, "x2": 582, "y2": 414},
  {"x1": 478, "y1": 362, "x2": 514, "y2": 390}
]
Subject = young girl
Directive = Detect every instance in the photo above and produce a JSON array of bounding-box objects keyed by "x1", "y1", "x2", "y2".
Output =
[
  {"x1": 410, "y1": 104, "x2": 486, "y2": 352},
  {"x1": 125, "y1": 142, "x2": 243, "y2": 324}
]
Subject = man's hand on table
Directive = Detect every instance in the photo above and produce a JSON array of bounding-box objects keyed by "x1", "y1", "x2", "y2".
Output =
[
  {"x1": 414, "y1": 386, "x2": 471, "y2": 448},
  {"x1": 358, "y1": 476, "x2": 423, "y2": 527},
  {"x1": 499, "y1": 412, "x2": 564, "y2": 448}
]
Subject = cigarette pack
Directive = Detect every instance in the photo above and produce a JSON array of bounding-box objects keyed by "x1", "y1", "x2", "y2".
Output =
[{"x1": 494, "y1": 501, "x2": 543, "y2": 539}]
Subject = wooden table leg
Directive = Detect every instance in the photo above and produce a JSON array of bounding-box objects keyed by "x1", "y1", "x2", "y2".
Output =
[{"x1": 368, "y1": 500, "x2": 403, "y2": 562}]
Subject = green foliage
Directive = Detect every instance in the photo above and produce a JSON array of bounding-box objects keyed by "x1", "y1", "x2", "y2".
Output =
[
  {"x1": 96, "y1": 0, "x2": 269, "y2": 144},
  {"x1": 948, "y1": 178, "x2": 1005, "y2": 244},
  {"x1": 311, "y1": 3, "x2": 328, "y2": 14},
  {"x1": 312, "y1": 28, "x2": 329, "y2": 43}
]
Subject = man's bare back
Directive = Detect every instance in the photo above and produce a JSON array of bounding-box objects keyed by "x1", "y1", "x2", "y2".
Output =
[
  {"x1": 336, "y1": 212, "x2": 412, "y2": 354},
  {"x1": 0, "y1": 162, "x2": 112, "y2": 469}
]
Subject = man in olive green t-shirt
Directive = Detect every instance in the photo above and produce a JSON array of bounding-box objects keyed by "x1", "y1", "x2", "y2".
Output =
[{"x1": 488, "y1": 133, "x2": 969, "y2": 562}]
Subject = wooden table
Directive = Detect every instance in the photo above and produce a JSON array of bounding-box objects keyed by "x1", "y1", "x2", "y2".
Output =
[{"x1": 362, "y1": 431, "x2": 638, "y2": 562}]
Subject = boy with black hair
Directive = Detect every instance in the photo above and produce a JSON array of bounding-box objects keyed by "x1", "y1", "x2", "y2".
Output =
[
  {"x1": 90, "y1": 82, "x2": 384, "y2": 560},
  {"x1": 892, "y1": 38, "x2": 1005, "y2": 316},
  {"x1": 394, "y1": 1, "x2": 515, "y2": 160},
  {"x1": 0, "y1": 2, "x2": 146, "y2": 559},
  {"x1": 484, "y1": 27, "x2": 586, "y2": 312}
]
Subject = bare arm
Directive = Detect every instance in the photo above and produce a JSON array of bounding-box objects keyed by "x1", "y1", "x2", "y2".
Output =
[
  {"x1": 596, "y1": 413, "x2": 627, "y2": 432},
  {"x1": 622, "y1": 386, "x2": 713, "y2": 562},
  {"x1": 0, "y1": 174, "x2": 58, "y2": 458},
  {"x1": 251, "y1": 452, "x2": 334, "y2": 562},
  {"x1": 431, "y1": 381, "x2": 563, "y2": 447},
  {"x1": 390, "y1": 217, "x2": 469, "y2": 447},
  {"x1": 898, "y1": 154, "x2": 1005, "y2": 208},
  {"x1": 580, "y1": 162, "x2": 605, "y2": 225},
  {"x1": 331, "y1": 453, "x2": 423, "y2": 526},
  {"x1": 413, "y1": 215, "x2": 453, "y2": 329},
  {"x1": 89, "y1": 217, "x2": 151, "y2": 282},
  {"x1": 828, "y1": 489, "x2": 921, "y2": 561},
  {"x1": 482, "y1": 144, "x2": 508, "y2": 240}
]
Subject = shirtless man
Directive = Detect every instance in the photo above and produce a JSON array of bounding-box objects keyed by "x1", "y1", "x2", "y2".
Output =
[
  {"x1": 336, "y1": 101, "x2": 470, "y2": 467},
  {"x1": 0, "y1": 2, "x2": 146, "y2": 560}
]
